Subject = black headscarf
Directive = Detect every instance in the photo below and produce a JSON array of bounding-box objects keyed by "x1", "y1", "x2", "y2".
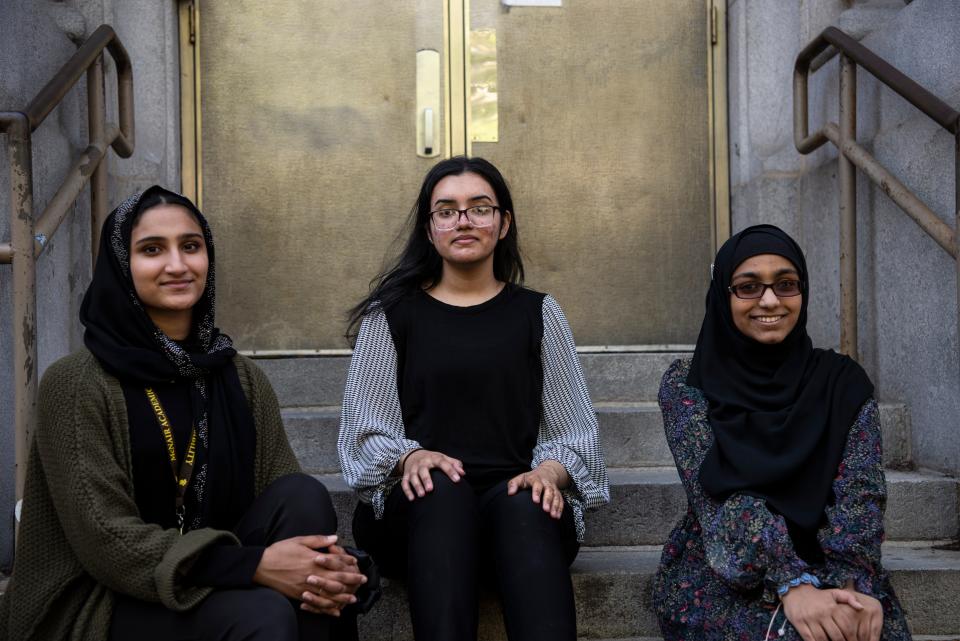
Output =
[
  {"x1": 80, "y1": 185, "x2": 256, "y2": 531},
  {"x1": 687, "y1": 224, "x2": 874, "y2": 562}
]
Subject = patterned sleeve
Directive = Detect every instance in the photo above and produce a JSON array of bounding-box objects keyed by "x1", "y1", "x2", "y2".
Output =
[
  {"x1": 533, "y1": 295, "x2": 610, "y2": 541},
  {"x1": 659, "y1": 358, "x2": 808, "y2": 599},
  {"x1": 818, "y1": 399, "x2": 888, "y2": 596},
  {"x1": 337, "y1": 308, "x2": 421, "y2": 518}
]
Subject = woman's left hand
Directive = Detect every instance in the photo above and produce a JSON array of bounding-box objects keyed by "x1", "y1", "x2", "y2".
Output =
[
  {"x1": 507, "y1": 461, "x2": 571, "y2": 519},
  {"x1": 841, "y1": 586, "x2": 884, "y2": 641},
  {"x1": 301, "y1": 543, "x2": 366, "y2": 616}
]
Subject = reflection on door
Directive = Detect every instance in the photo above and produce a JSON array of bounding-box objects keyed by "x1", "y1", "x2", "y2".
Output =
[{"x1": 181, "y1": 0, "x2": 727, "y2": 350}]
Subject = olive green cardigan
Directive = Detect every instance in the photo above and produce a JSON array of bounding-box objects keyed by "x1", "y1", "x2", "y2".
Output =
[{"x1": 0, "y1": 349, "x2": 300, "y2": 641}]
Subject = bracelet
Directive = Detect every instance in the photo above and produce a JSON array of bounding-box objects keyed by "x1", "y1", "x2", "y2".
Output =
[
  {"x1": 777, "y1": 572, "x2": 821, "y2": 598},
  {"x1": 399, "y1": 448, "x2": 423, "y2": 475}
]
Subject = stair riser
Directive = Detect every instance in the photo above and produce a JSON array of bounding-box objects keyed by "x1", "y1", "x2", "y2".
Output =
[
  {"x1": 355, "y1": 559, "x2": 658, "y2": 640},
  {"x1": 321, "y1": 473, "x2": 959, "y2": 548},
  {"x1": 258, "y1": 353, "x2": 690, "y2": 408},
  {"x1": 283, "y1": 406, "x2": 673, "y2": 474},
  {"x1": 4, "y1": 558, "x2": 958, "y2": 637},
  {"x1": 591, "y1": 472, "x2": 959, "y2": 545},
  {"x1": 284, "y1": 403, "x2": 912, "y2": 473},
  {"x1": 350, "y1": 550, "x2": 960, "y2": 638},
  {"x1": 888, "y1": 567, "x2": 960, "y2": 635}
]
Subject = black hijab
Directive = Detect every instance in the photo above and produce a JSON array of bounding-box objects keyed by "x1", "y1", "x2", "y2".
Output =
[
  {"x1": 80, "y1": 186, "x2": 256, "y2": 531},
  {"x1": 687, "y1": 224, "x2": 874, "y2": 562}
]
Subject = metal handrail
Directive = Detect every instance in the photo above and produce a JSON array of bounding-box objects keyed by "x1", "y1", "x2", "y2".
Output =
[
  {"x1": 0, "y1": 24, "x2": 135, "y2": 505},
  {"x1": 794, "y1": 26, "x2": 960, "y2": 360}
]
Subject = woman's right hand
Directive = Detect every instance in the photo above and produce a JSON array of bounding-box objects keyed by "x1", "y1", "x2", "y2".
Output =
[
  {"x1": 253, "y1": 534, "x2": 366, "y2": 616},
  {"x1": 399, "y1": 449, "x2": 465, "y2": 500},
  {"x1": 781, "y1": 583, "x2": 866, "y2": 641}
]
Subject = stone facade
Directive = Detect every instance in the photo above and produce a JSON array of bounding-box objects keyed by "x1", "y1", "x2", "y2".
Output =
[
  {"x1": 728, "y1": 0, "x2": 960, "y2": 476},
  {"x1": 2, "y1": 0, "x2": 958, "y2": 570},
  {"x1": 0, "y1": 0, "x2": 181, "y2": 569}
]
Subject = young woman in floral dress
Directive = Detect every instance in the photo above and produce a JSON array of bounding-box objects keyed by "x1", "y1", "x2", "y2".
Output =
[{"x1": 654, "y1": 224, "x2": 910, "y2": 641}]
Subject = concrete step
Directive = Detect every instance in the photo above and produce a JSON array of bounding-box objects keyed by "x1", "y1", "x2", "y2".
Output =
[
  {"x1": 317, "y1": 466, "x2": 959, "y2": 547},
  {"x1": 353, "y1": 543, "x2": 960, "y2": 639},
  {"x1": 283, "y1": 403, "x2": 673, "y2": 474},
  {"x1": 257, "y1": 352, "x2": 692, "y2": 408},
  {"x1": 284, "y1": 402, "x2": 913, "y2": 474},
  {"x1": 594, "y1": 467, "x2": 958, "y2": 545}
]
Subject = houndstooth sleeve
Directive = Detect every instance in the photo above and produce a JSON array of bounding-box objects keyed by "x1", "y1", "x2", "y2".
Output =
[
  {"x1": 338, "y1": 308, "x2": 420, "y2": 518},
  {"x1": 533, "y1": 295, "x2": 610, "y2": 541}
]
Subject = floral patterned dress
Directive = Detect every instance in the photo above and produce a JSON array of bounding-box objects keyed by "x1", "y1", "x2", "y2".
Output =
[{"x1": 653, "y1": 358, "x2": 911, "y2": 640}]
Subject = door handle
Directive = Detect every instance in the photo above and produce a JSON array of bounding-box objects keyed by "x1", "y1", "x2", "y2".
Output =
[{"x1": 423, "y1": 108, "x2": 434, "y2": 155}]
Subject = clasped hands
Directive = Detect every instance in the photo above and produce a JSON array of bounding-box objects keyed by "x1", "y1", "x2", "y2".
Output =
[
  {"x1": 253, "y1": 534, "x2": 367, "y2": 616},
  {"x1": 782, "y1": 583, "x2": 883, "y2": 641},
  {"x1": 398, "y1": 448, "x2": 570, "y2": 519}
]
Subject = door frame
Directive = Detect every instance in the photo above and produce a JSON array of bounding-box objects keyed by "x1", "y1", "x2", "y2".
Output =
[{"x1": 175, "y1": 0, "x2": 729, "y2": 353}]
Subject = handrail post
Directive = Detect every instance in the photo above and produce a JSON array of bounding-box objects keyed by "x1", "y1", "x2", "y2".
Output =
[
  {"x1": 88, "y1": 54, "x2": 108, "y2": 265},
  {"x1": 7, "y1": 114, "x2": 38, "y2": 506},
  {"x1": 956, "y1": 132, "x2": 959, "y2": 379},
  {"x1": 1, "y1": 26, "x2": 134, "y2": 537},
  {"x1": 839, "y1": 54, "x2": 858, "y2": 359}
]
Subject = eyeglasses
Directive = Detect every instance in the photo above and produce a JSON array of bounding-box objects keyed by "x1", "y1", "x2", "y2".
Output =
[
  {"x1": 728, "y1": 279, "x2": 804, "y2": 300},
  {"x1": 430, "y1": 205, "x2": 500, "y2": 231}
]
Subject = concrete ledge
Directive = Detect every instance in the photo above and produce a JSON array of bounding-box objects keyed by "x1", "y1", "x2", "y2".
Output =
[
  {"x1": 258, "y1": 357, "x2": 352, "y2": 408},
  {"x1": 284, "y1": 402, "x2": 671, "y2": 475},
  {"x1": 355, "y1": 546, "x2": 660, "y2": 641},
  {"x1": 579, "y1": 353, "x2": 689, "y2": 402},
  {"x1": 285, "y1": 403, "x2": 914, "y2": 474},
  {"x1": 317, "y1": 466, "x2": 959, "y2": 547},
  {"x1": 353, "y1": 544, "x2": 960, "y2": 639},
  {"x1": 284, "y1": 406, "x2": 342, "y2": 474},
  {"x1": 3, "y1": 547, "x2": 957, "y2": 637},
  {"x1": 592, "y1": 402, "x2": 672, "y2": 468},
  {"x1": 259, "y1": 352, "x2": 693, "y2": 408},
  {"x1": 886, "y1": 469, "x2": 960, "y2": 541},
  {"x1": 587, "y1": 467, "x2": 957, "y2": 545}
]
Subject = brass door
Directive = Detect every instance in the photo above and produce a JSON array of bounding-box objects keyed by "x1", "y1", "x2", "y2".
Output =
[{"x1": 180, "y1": 0, "x2": 727, "y2": 351}]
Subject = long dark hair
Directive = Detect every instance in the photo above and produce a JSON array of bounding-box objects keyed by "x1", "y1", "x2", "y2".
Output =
[{"x1": 347, "y1": 156, "x2": 524, "y2": 344}]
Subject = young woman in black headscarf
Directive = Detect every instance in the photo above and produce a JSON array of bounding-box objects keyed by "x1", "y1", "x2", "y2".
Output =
[
  {"x1": 652, "y1": 224, "x2": 910, "y2": 641},
  {"x1": 0, "y1": 186, "x2": 374, "y2": 641}
]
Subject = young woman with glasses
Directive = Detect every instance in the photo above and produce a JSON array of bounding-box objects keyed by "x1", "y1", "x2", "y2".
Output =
[
  {"x1": 653, "y1": 225, "x2": 910, "y2": 641},
  {"x1": 339, "y1": 156, "x2": 609, "y2": 641},
  {"x1": 0, "y1": 187, "x2": 373, "y2": 641}
]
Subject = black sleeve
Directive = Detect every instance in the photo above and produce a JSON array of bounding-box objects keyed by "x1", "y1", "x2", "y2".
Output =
[{"x1": 185, "y1": 543, "x2": 266, "y2": 588}]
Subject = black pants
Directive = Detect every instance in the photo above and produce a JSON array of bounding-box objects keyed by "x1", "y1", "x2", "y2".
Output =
[
  {"x1": 353, "y1": 470, "x2": 579, "y2": 641},
  {"x1": 110, "y1": 473, "x2": 358, "y2": 641}
]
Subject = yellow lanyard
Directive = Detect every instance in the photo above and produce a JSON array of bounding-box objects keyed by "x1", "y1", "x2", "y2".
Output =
[{"x1": 144, "y1": 387, "x2": 197, "y2": 535}]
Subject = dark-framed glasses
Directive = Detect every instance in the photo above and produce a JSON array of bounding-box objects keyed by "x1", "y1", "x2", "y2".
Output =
[
  {"x1": 728, "y1": 279, "x2": 804, "y2": 300},
  {"x1": 430, "y1": 205, "x2": 500, "y2": 231}
]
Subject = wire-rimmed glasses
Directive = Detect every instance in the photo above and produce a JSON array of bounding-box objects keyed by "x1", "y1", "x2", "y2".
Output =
[{"x1": 430, "y1": 205, "x2": 501, "y2": 231}]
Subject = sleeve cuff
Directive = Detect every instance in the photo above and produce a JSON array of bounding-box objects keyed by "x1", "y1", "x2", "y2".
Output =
[
  {"x1": 532, "y1": 444, "x2": 591, "y2": 503},
  {"x1": 822, "y1": 560, "x2": 882, "y2": 597},
  {"x1": 186, "y1": 544, "x2": 266, "y2": 588},
  {"x1": 777, "y1": 572, "x2": 821, "y2": 597}
]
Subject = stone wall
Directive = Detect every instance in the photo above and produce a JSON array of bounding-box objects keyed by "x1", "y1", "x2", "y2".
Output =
[
  {"x1": 3, "y1": 0, "x2": 958, "y2": 571},
  {"x1": 0, "y1": 0, "x2": 181, "y2": 570},
  {"x1": 728, "y1": 0, "x2": 960, "y2": 475}
]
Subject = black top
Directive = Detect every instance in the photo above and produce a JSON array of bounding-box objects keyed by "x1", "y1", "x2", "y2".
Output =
[
  {"x1": 121, "y1": 381, "x2": 197, "y2": 530},
  {"x1": 121, "y1": 379, "x2": 264, "y2": 587},
  {"x1": 385, "y1": 284, "x2": 547, "y2": 492}
]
